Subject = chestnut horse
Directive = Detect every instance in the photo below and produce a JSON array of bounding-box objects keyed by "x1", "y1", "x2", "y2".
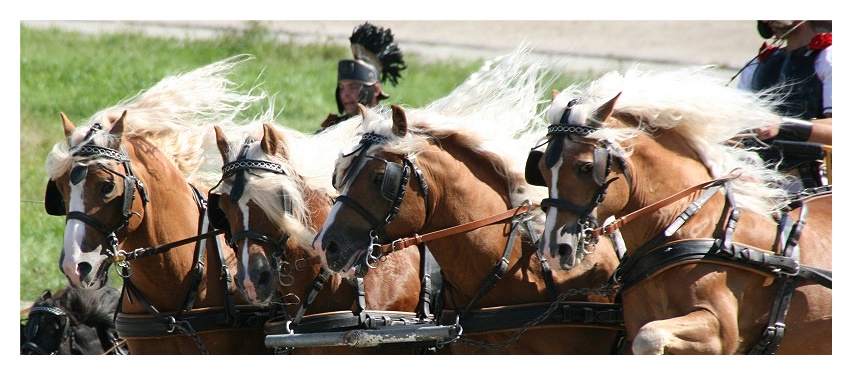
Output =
[
  {"x1": 313, "y1": 46, "x2": 630, "y2": 354},
  {"x1": 43, "y1": 56, "x2": 273, "y2": 354},
  {"x1": 208, "y1": 120, "x2": 441, "y2": 353},
  {"x1": 532, "y1": 67, "x2": 832, "y2": 354}
]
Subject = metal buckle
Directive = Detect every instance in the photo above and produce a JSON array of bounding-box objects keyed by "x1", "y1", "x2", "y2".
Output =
[{"x1": 390, "y1": 238, "x2": 404, "y2": 252}]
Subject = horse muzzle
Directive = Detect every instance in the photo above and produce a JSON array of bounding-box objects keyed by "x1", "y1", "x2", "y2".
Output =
[
  {"x1": 59, "y1": 247, "x2": 109, "y2": 289},
  {"x1": 541, "y1": 225, "x2": 581, "y2": 271}
]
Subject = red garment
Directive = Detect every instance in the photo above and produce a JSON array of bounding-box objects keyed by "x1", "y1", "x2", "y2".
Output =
[{"x1": 808, "y1": 33, "x2": 832, "y2": 51}]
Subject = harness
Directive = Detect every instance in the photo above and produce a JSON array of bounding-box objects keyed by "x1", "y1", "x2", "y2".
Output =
[
  {"x1": 332, "y1": 132, "x2": 627, "y2": 352},
  {"x1": 207, "y1": 137, "x2": 443, "y2": 353},
  {"x1": 46, "y1": 126, "x2": 273, "y2": 354},
  {"x1": 22, "y1": 303, "x2": 128, "y2": 355}
]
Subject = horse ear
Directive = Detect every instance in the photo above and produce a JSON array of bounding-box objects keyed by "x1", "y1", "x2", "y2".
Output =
[
  {"x1": 358, "y1": 103, "x2": 369, "y2": 120},
  {"x1": 60, "y1": 112, "x2": 76, "y2": 137},
  {"x1": 213, "y1": 125, "x2": 230, "y2": 164},
  {"x1": 590, "y1": 92, "x2": 621, "y2": 125},
  {"x1": 391, "y1": 104, "x2": 408, "y2": 137},
  {"x1": 261, "y1": 122, "x2": 287, "y2": 159},
  {"x1": 109, "y1": 110, "x2": 128, "y2": 141},
  {"x1": 551, "y1": 90, "x2": 560, "y2": 101}
]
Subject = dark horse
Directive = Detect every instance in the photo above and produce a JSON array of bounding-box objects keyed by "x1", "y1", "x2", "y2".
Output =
[{"x1": 21, "y1": 286, "x2": 127, "y2": 355}]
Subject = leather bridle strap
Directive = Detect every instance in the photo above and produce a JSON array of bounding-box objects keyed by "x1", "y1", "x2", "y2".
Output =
[
  {"x1": 594, "y1": 170, "x2": 742, "y2": 237},
  {"x1": 378, "y1": 202, "x2": 538, "y2": 255}
]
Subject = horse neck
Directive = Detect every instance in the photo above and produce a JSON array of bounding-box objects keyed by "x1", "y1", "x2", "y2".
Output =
[
  {"x1": 118, "y1": 138, "x2": 229, "y2": 312},
  {"x1": 616, "y1": 131, "x2": 737, "y2": 250},
  {"x1": 415, "y1": 142, "x2": 550, "y2": 305}
]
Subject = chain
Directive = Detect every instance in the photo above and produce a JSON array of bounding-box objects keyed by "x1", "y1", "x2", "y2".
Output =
[
  {"x1": 168, "y1": 318, "x2": 210, "y2": 355},
  {"x1": 452, "y1": 284, "x2": 620, "y2": 350}
]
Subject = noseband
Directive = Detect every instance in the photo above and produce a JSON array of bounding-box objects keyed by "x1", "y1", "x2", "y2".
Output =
[{"x1": 333, "y1": 132, "x2": 430, "y2": 266}]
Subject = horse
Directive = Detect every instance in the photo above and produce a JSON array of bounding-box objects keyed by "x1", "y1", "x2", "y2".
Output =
[
  {"x1": 313, "y1": 48, "x2": 626, "y2": 354},
  {"x1": 43, "y1": 55, "x2": 274, "y2": 354},
  {"x1": 530, "y1": 66, "x2": 832, "y2": 354},
  {"x1": 207, "y1": 120, "x2": 442, "y2": 354},
  {"x1": 21, "y1": 286, "x2": 127, "y2": 355}
]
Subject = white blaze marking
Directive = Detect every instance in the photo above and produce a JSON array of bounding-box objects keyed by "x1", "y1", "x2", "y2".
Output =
[
  {"x1": 542, "y1": 151, "x2": 564, "y2": 269},
  {"x1": 61, "y1": 180, "x2": 88, "y2": 284},
  {"x1": 238, "y1": 199, "x2": 258, "y2": 300}
]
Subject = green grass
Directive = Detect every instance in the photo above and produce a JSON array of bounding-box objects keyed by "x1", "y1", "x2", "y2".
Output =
[{"x1": 20, "y1": 22, "x2": 585, "y2": 302}]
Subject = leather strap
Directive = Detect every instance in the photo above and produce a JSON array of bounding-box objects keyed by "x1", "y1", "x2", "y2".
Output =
[
  {"x1": 595, "y1": 170, "x2": 742, "y2": 236},
  {"x1": 379, "y1": 203, "x2": 538, "y2": 255}
]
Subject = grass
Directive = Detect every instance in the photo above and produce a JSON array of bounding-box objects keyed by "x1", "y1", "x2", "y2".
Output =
[{"x1": 19, "y1": 22, "x2": 585, "y2": 302}]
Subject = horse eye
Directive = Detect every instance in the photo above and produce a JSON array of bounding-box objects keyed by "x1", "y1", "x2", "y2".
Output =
[
  {"x1": 100, "y1": 181, "x2": 116, "y2": 196},
  {"x1": 578, "y1": 162, "x2": 594, "y2": 174}
]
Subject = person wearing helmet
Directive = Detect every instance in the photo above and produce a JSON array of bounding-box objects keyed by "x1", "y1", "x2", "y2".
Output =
[
  {"x1": 735, "y1": 21, "x2": 832, "y2": 191},
  {"x1": 320, "y1": 22, "x2": 406, "y2": 130}
]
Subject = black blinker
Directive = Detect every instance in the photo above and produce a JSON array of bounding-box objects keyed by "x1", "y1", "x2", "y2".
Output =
[
  {"x1": 545, "y1": 136, "x2": 565, "y2": 168},
  {"x1": 524, "y1": 150, "x2": 546, "y2": 187},
  {"x1": 70, "y1": 166, "x2": 88, "y2": 185}
]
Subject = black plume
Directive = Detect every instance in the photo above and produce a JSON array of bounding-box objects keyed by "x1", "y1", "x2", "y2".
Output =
[{"x1": 349, "y1": 22, "x2": 406, "y2": 86}]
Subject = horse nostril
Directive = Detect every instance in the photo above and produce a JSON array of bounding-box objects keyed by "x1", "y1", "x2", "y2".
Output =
[
  {"x1": 326, "y1": 241, "x2": 339, "y2": 258},
  {"x1": 557, "y1": 243, "x2": 573, "y2": 257},
  {"x1": 257, "y1": 270, "x2": 271, "y2": 286},
  {"x1": 77, "y1": 262, "x2": 92, "y2": 278}
]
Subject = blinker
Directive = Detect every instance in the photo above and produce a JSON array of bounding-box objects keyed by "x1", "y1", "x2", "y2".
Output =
[
  {"x1": 230, "y1": 171, "x2": 246, "y2": 204},
  {"x1": 545, "y1": 136, "x2": 565, "y2": 168},
  {"x1": 70, "y1": 165, "x2": 88, "y2": 185}
]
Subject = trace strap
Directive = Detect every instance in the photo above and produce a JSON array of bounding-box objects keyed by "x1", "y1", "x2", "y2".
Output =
[
  {"x1": 377, "y1": 202, "x2": 538, "y2": 255},
  {"x1": 593, "y1": 169, "x2": 743, "y2": 237}
]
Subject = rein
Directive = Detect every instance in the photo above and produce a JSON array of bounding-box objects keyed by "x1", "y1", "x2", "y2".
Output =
[
  {"x1": 593, "y1": 169, "x2": 744, "y2": 238},
  {"x1": 376, "y1": 202, "x2": 539, "y2": 256},
  {"x1": 110, "y1": 229, "x2": 224, "y2": 264}
]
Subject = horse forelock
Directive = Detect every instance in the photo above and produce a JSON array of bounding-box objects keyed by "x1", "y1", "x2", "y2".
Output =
[
  {"x1": 45, "y1": 123, "x2": 123, "y2": 180},
  {"x1": 215, "y1": 127, "x2": 317, "y2": 251},
  {"x1": 555, "y1": 66, "x2": 791, "y2": 214}
]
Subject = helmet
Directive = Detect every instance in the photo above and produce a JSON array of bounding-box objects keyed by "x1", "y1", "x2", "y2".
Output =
[{"x1": 336, "y1": 22, "x2": 406, "y2": 113}]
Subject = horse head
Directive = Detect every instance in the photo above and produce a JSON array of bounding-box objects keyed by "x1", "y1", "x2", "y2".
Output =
[
  {"x1": 21, "y1": 287, "x2": 124, "y2": 355},
  {"x1": 531, "y1": 91, "x2": 631, "y2": 270},
  {"x1": 210, "y1": 123, "x2": 317, "y2": 304},
  {"x1": 46, "y1": 111, "x2": 149, "y2": 289},
  {"x1": 315, "y1": 105, "x2": 428, "y2": 278}
]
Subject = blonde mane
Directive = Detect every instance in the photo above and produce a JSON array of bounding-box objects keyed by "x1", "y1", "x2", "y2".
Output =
[
  {"x1": 336, "y1": 45, "x2": 554, "y2": 211},
  {"x1": 46, "y1": 54, "x2": 268, "y2": 190},
  {"x1": 548, "y1": 65, "x2": 792, "y2": 214}
]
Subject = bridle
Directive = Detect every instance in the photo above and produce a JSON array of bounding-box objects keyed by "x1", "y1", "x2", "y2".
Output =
[
  {"x1": 531, "y1": 100, "x2": 630, "y2": 253},
  {"x1": 47, "y1": 123, "x2": 150, "y2": 261},
  {"x1": 21, "y1": 305, "x2": 72, "y2": 355},
  {"x1": 22, "y1": 304, "x2": 127, "y2": 355},
  {"x1": 209, "y1": 138, "x2": 295, "y2": 285},
  {"x1": 332, "y1": 132, "x2": 429, "y2": 267}
]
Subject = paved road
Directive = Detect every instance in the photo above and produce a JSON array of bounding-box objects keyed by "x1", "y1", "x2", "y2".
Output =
[{"x1": 22, "y1": 20, "x2": 765, "y2": 80}]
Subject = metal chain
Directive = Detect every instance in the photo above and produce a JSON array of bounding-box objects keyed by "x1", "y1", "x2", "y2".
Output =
[
  {"x1": 452, "y1": 284, "x2": 620, "y2": 350},
  {"x1": 169, "y1": 319, "x2": 210, "y2": 355}
]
